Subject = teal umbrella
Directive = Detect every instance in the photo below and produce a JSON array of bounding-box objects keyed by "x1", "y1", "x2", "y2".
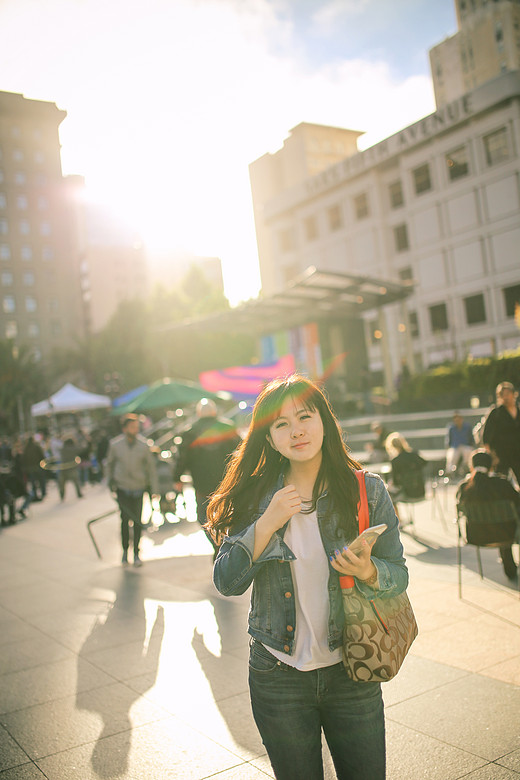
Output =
[{"x1": 112, "y1": 378, "x2": 229, "y2": 414}]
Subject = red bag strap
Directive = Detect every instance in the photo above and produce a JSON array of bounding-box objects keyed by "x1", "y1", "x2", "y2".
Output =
[{"x1": 340, "y1": 470, "x2": 368, "y2": 589}]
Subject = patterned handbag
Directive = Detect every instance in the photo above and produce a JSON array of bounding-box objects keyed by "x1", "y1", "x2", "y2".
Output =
[{"x1": 340, "y1": 471, "x2": 418, "y2": 682}]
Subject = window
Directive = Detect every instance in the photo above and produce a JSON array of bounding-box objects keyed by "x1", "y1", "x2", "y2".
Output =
[
  {"x1": 484, "y1": 127, "x2": 510, "y2": 166},
  {"x1": 413, "y1": 163, "x2": 432, "y2": 195},
  {"x1": 464, "y1": 293, "x2": 486, "y2": 325},
  {"x1": 279, "y1": 228, "x2": 295, "y2": 252},
  {"x1": 429, "y1": 303, "x2": 449, "y2": 332},
  {"x1": 34, "y1": 150, "x2": 45, "y2": 165},
  {"x1": 0, "y1": 244, "x2": 10, "y2": 260},
  {"x1": 48, "y1": 298, "x2": 59, "y2": 312},
  {"x1": 40, "y1": 221, "x2": 51, "y2": 236},
  {"x1": 503, "y1": 284, "x2": 520, "y2": 317},
  {"x1": 408, "y1": 311, "x2": 419, "y2": 338},
  {"x1": 389, "y1": 180, "x2": 404, "y2": 209},
  {"x1": 28, "y1": 322, "x2": 39, "y2": 337},
  {"x1": 16, "y1": 195, "x2": 28, "y2": 210},
  {"x1": 354, "y1": 193, "x2": 369, "y2": 219},
  {"x1": 328, "y1": 204, "x2": 343, "y2": 230},
  {"x1": 12, "y1": 149, "x2": 24, "y2": 162},
  {"x1": 0, "y1": 170, "x2": 3, "y2": 184},
  {"x1": 42, "y1": 246, "x2": 54, "y2": 261},
  {"x1": 393, "y1": 224, "x2": 409, "y2": 252},
  {"x1": 19, "y1": 220, "x2": 30, "y2": 235},
  {"x1": 0, "y1": 193, "x2": 6, "y2": 209},
  {"x1": 398, "y1": 266, "x2": 413, "y2": 281},
  {"x1": 21, "y1": 246, "x2": 32, "y2": 261},
  {"x1": 14, "y1": 172, "x2": 26, "y2": 185},
  {"x1": 1, "y1": 271, "x2": 13, "y2": 286},
  {"x1": 50, "y1": 320, "x2": 62, "y2": 336},
  {"x1": 37, "y1": 196, "x2": 48, "y2": 210},
  {"x1": 0, "y1": 218, "x2": 8, "y2": 235},
  {"x1": 304, "y1": 216, "x2": 318, "y2": 241},
  {"x1": 23, "y1": 272, "x2": 35, "y2": 286},
  {"x1": 446, "y1": 146, "x2": 470, "y2": 181},
  {"x1": 5, "y1": 321, "x2": 17, "y2": 339},
  {"x1": 3, "y1": 295, "x2": 15, "y2": 313},
  {"x1": 25, "y1": 296, "x2": 37, "y2": 312}
]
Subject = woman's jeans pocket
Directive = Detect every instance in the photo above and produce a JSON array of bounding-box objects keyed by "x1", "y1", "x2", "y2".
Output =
[{"x1": 248, "y1": 639, "x2": 283, "y2": 673}]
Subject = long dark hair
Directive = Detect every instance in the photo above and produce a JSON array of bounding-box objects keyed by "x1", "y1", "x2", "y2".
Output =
[
  {"x1": 206, "y1": 374, "x2": 361, "y2": 543},
  {"x1": 461, "y1": 449, "x2": 493, "y2": 498}
]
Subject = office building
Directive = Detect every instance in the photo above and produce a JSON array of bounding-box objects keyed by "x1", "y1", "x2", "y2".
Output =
[{"x1": 0, "y1": 91, "x2": 83, "y2": 361}]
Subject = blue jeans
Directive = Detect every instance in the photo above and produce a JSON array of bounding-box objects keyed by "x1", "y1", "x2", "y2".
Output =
[{"x1": 248, "y1": 639, "x2": 385, "y2": 780}]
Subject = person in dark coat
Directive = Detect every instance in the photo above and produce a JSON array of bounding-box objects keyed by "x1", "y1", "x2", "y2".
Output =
[
  {"x1": 173, "y1": 398, "x2": 241, "y2": 554},
  {"x1": 457, "y1": 449, "x2": 519, "y2": 580},
  {"x1": 482, "y1": 381, "x2": 520, "y2": 486},
  {"x1": 21, "y1": 436, "x2": 46, "y2": 501}
]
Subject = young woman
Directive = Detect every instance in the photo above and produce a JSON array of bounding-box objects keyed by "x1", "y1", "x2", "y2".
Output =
[{"x1": 207, "y1": 375, "x2": 408, "y2": 780}]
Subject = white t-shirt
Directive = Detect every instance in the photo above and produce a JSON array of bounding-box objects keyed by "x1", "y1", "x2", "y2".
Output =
[{"x1": 265, "y1": 508, "x2": 343, "y2": 671}]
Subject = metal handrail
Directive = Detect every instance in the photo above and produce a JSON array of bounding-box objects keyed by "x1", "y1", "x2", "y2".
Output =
[{"x1": 86, "y1": 509, "x2": 119, "y2": 559}]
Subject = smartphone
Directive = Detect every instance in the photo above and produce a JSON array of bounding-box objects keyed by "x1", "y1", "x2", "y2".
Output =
[{"x1": 347, "y1": 524, "x2": 387, "y2": 555}]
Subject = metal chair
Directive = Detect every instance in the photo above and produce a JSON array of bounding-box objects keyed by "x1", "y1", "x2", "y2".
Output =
[{"x1": 455, "y1": 500, "x2": 520, "y2": 598}]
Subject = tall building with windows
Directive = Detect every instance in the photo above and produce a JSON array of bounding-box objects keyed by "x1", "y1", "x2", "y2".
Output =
[
  {"x1": 0, "y1": 91, "x2": 83, "y2": 361},
  {"x1": 249, "y1": 70, "x2": 520, "y2": 393},
  {"x1": 430, "y1": 0, "x2": 520, "y2": 106}
]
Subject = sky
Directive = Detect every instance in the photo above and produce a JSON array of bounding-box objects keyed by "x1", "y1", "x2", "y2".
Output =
[{"x1": 0, "y1": 0, "x2": 456, "y2": 304}]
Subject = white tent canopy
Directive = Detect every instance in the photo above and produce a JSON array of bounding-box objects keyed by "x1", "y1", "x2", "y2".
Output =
[{"x1": 31, "y1": 383, "x2": 111, "y2": 417}]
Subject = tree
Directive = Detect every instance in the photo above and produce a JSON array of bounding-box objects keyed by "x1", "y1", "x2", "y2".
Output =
[{"x1": 0, "y1": 341, "x2": 45, "y2": 435}]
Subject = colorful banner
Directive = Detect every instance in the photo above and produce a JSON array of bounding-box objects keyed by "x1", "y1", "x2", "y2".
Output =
[{"x1": 199, "y1": 355, "x2": 296, "y2": 399}]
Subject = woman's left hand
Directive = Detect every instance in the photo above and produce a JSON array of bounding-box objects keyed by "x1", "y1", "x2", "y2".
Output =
[{"x1": 329, "y1": 539, "x2": 376, "y2": 581}]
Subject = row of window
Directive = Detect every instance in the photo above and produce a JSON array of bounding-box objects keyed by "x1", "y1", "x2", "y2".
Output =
[
  {"x1": 0, "y1": 190, "x2": 49, "y2": 210},
  {"x1": 0, "y1": 218, "x2": 52, "y2": 237},
  {"x1": 2, "y1": 295, "x2": 60, "y2": 314},
  {"x1": 1, "y1": 271, "x2": 35, "y2": 286},
  {"x1": 370, "y1": 284, "x2": 520, "y2": 342},
  {"x1": 279, "y1": 126, "x2": 511, "y2": 250},
  {"x1": 3, "y1": 319, "x2": 62, "y2": 340},
  {"x1": 0, "y1": 170, "x2": 48, "y2": 186},
  {"x1": 0, "y1": 244, "x2": 54, "y2": 261},
  {"x1": 0, "y1": 148, "x2": 46, "y2": 164}
]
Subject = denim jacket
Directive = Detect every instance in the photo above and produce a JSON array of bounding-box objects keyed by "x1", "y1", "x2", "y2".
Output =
[{"x1": 213, "y1": 471, "x2": 409, "y2": 655}]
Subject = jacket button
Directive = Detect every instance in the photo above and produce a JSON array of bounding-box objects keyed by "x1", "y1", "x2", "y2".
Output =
[
  {"x1": 283, "y1": 644, "x2": 290, "y2": 652},
  {"x1": 284, "y1": 591, "x2": 292, "y2": 598},
  {"x1": 287, "y1": 625, "x2": 293, "y2": 632}
]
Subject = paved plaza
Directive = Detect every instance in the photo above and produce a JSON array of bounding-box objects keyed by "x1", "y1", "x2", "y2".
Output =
[{"x1": 0, "y1": 477, "x2": 519, "y2": 779}]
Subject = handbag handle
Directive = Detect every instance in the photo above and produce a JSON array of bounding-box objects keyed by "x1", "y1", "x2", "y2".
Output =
[{"x1": 340, "y1": 470, "x2": 368, "y2": 589}]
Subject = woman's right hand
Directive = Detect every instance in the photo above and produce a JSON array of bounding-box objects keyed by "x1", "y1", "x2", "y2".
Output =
[
  {"x1": 252, "y1": 485, "x2": 301, "y2": 561},
  {"x1": 262, "y1": 485, "x2": 301, "y2": 531}
]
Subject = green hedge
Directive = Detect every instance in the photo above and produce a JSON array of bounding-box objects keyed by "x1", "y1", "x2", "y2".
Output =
[{"x1": 397, "y1": 349, "x2": 520, "y2": 410}]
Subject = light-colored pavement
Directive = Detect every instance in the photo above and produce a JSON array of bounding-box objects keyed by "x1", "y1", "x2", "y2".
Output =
[{"x1": 0, "y1": 478, "x2": 519, "y2": 779}]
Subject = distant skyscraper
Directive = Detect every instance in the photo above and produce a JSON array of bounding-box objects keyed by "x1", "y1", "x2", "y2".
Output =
[
  {"x1": 0, "y1": 91, "x2": 83, "y2": 361},
  {"x1": 430, "y1": 0, "x2": 520, "y2": 106}
]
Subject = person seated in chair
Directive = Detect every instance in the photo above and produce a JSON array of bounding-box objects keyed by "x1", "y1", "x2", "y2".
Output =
[
  {"x1": 457, "y1": 449, "x2": 519, "y2": 581},
  {"x1": 385, "y1": 432, "x2": 427, "y2": 509}
]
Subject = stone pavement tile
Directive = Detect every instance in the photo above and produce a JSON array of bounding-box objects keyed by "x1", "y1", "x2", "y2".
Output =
[
  {"x1": 35, "y1": 715, "x2": 245, "y2": 779},
  {"x1": 208, "y1": 763, "x2": 275, "y2": 778},
  {"x1": 386, "y1": 673, "x2": 520, "y2": 761},
  {"x1": 410, "y1": 611, "x2": 520, "y2": 672},
  {"x1": 0, "y1": 614, "x2": 45, "y2": 647},
  {"x1": 0, "y1": 579, "x2": 86, "y2": 621},
  {"x1": 497, "y1": 749, "x2": 520, "y2": 771},
  {"x1": 0, "y1": 724, "x2": 32, "y2": 772},
  {"x1": 168, "y1": 690, "x2": 264, "y2": 762},
  {"x1": 460, "y1": 764, "x2": 520, "y2": 778},
  {"x1": 0, "y1": 657, "x2": 114, "y2": 714},
  {"x1": 1, "y1": 680, "x2": 168, "y2": 760},
  {"x1": 0, "y1": 763, "x2": 47, "y2": 779},
  {"x1": 0, "y1": 631, "x2": 76, "y2": 675},
  {"x1": 382, "y1": 655, "x2": 470, "y2": 707},
  {"x1": 385, "y1": 719, "x2": 487, "y2": 779},
  {"x1": 481, "y1": 655, "x2": 520, "y2": 686}
]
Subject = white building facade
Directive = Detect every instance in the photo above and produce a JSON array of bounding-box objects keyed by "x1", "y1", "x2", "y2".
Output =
[{"x1": 249, "y1": 71, "x2": 520, "y2": 391}]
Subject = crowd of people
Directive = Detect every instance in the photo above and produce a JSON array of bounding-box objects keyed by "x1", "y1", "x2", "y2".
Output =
[{"x1": 0, "y1": 427, "x2": 111, "y2": 524}]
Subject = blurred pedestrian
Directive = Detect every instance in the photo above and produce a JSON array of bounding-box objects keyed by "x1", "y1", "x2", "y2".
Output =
[
  {"x1": 385, "y1": 432, "x2": 427, "y2": 501},
  {"x1": 364, "y1": 421, "x2": 390, "y2": 463},
  {"x1": 173, "y1": 398, "x2": 240, "y2": 555},
  {"x1": 21, "y1": 436, "x2": 46, "y2": 501},
  {"x1": 482, "y1": 382, "x2": 520, "y2": 487},
  {"x1": 106, "y1": 414, "x2": 158, "y2": 566},
  {"x1": 445, "y1": 411, "x2": 474, "y2": 476},
  {"x1": 457, "y1": 449, "x2": 519, "y2": 580},
  {"x1": 58, "y1": 438, "x2": 83, "y2": 501}
]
